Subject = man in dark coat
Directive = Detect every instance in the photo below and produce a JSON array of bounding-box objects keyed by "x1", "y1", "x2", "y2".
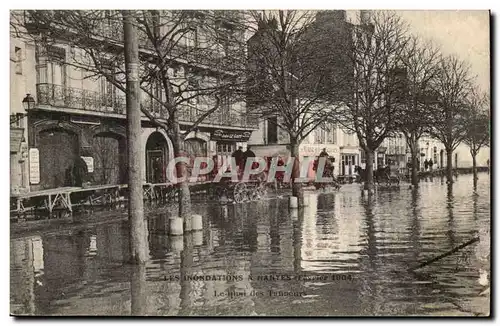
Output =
[
  {"x1": 243, "y1": 148, "x2": 257, "y2": 171},
  {"x1": 232, "y1": 146, "x2": 244, "y2": 170},
  {"x1": 319, "y1": 148, "x2": 329, "y2": 158},
  {"x1": 73, "y1": 156, "x2": 89, "y2": 187}
]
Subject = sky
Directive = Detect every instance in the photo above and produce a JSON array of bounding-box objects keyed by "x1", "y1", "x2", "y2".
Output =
[{"x1": 397, "y1": 10, "x2": 490, "y2": 93}]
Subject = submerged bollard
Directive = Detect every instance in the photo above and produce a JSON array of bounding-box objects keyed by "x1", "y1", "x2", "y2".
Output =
[
  {"x1": 169, "y1": 217, "x2": 184, "y2": 236},
  {"x1": 289, "y1": 196, "x2": 298, "y2": 208},
  {"x1": 192, "y1": 214, "x2": 203, "y2": 231}
]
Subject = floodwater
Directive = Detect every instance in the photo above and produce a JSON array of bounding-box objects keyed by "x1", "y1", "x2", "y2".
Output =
[{"x1": 10, "y1": 173, "x2": 490, "y2": 316}]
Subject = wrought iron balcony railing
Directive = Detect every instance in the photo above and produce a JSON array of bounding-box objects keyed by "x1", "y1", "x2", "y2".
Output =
[
  {"x1": 35, "y1": 83, "x2": 257, "y2": 129},
  {"x1": 36, "y1": 83, "x2": 127, "y2": 115}
]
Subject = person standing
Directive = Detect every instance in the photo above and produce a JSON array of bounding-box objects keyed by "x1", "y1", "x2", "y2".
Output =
[
  {"x1": 428, "y1": 158, "x2": 433, "y2": 172},
  {"x1": 319, "y1": 148, "x2": 329, "y2": 158},
  {"x1": 243, "y1": 147, "x2": 256, "y2": 171},
  {"x1": 231, "y1": 146, "x2": 244, "y2": 171},
  {"x1": 424, "y1": 159, "x2": 429, "y2": 171}
]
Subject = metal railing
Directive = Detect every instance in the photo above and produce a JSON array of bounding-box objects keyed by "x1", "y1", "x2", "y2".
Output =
[{"x1": 35, "y1": 83, "x2": 257, "y2": 128}]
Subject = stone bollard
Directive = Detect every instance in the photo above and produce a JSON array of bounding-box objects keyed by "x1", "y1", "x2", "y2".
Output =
[
  {"x1": 290, "y1": 209, "x2": 299, "y2": 220},
  {"x1": 169, "y1": 217, "x2": 184, "y2": 236},
  {"x1": 193, "y1": 230, "x2": 203, "y2": 246},
  {"x1": 289, "y1": 196, "x2": 298, "y2": 208},
  {"x1": 169, "y1": 235, "x2": 184, "y2": 253},
  {"x1": 192, "y1": 214, "x2": 203, "y2": 231}
]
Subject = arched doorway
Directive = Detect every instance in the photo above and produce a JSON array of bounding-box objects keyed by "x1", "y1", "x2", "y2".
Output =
[
  {"x1": 93, "y1": 132, "x2": 127, "y2": 185},
  {"x1": 146, "y1": 132, "x2": 169, "y2": 183},
  {"x1": 38, "y1": 127, "x2": 79, "y2": 189}
]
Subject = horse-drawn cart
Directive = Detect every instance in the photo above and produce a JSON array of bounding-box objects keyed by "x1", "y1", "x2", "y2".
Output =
[{"x1": 209, "y1": 170, "x2": 270, "y2": 203}]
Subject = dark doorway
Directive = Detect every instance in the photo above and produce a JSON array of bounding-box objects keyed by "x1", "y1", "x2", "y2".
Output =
[
  {"x1": 93, "y1": 132, "x2": 127, "y2": 185},
  {"x1": 38, "y1": 127, "x2": 79, "y2": 189},
  {"x1": 146, "y1": 132, "x2": 168, "y2": 183}
]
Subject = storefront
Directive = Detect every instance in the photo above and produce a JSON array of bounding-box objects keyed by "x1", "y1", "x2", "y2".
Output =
[
  {"x1": 211, "y1": 129, "x2": 252, "y2": 168},
  {"x1": 340, "y1": 146, "x2": 360, "y2": 177},
  {"x1": 29, "y1": 111, "x2": 129, "y2": 190}
]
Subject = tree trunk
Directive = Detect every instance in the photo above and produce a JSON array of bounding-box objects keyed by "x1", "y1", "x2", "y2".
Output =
[
  {"x1": 171, "y1": 112, "x2": 192, "y2": 229},
  {"x1": 472, "y1": 152, "x2": 478, "y2": 181},
  {"x1": 290, "y1": 140, "x2": 304, "y2": 206},
  {"x1": 364, "y1": 150, "x2": 375, "y2": 191},
  {"x1": 123, "y1": 11, "x2": 148, "y2": 264},
  {"x1": 408, "y1": 140, "x2": 419, "y2": 186},
  {"x1": 130, "y1": 264, "x2": 147, "y2": 315},
  {"x1": 446, "y1": 147, "x2": 454, "y2": 184}
]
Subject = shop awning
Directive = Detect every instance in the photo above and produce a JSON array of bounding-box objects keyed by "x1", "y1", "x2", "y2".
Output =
[{"x1": 10, "y1": 128, "x2": 24, "y2": 153}]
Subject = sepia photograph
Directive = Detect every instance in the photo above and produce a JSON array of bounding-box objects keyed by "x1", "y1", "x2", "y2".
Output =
[{"x1": 8, "y1": 8, "x2": 491, "y2": 317}]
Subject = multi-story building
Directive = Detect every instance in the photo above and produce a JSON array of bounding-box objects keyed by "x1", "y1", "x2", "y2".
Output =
[
  {"x1": 10, "y1": 34, "x2": 35, "y2": 193},
  {"x1": 11, "y1": 10, "x2": 257, "y2": 191}
]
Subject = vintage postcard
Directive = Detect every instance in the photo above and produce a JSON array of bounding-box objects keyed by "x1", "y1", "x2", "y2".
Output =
[{"x1": 9, "y1": 9, "x2": 490, "y2": 317}]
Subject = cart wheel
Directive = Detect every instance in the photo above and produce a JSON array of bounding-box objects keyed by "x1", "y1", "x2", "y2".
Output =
[{"x1": 233, "y1": 182, "x2": 247, "y2": 203}]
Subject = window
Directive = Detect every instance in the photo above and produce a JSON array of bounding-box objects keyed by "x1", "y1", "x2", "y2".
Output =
[
  {"x1": 267, "y1": 116, "x2": 278, "y2": 144},
  {"x1": 327, "y1": 125, "x2": 337, "y2": 144},
  {"x1": 15, "y1": 47, "x2": 22, "y2": 74},
  {"x1": 185, "y1": 27, "x2": 198, "y2": 48}
]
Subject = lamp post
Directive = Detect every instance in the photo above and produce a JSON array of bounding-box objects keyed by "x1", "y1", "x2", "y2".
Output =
[
  {"x1": 22, "y1": 93, "x2": 35, "y2": 111},
  {"x1": 20, "y1": 94, "x2": 34, "y2": 190}
]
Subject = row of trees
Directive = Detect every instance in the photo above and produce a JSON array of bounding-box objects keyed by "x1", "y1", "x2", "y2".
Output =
[
  {"x1": 245, "y1": 10, "x2": 490, "y2": 193},
  {"x1": 10, "y1": 10, "x2": 489, "y2": 222}
]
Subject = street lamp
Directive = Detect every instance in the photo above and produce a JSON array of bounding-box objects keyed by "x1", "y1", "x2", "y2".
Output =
[{"x1": 22, "y1": 93, "x2": 35, "y2": 111}]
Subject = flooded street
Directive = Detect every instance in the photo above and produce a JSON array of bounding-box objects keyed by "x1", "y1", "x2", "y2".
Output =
[{"x1": 10, "y1": 173, "x2": 490, "y2": 316}]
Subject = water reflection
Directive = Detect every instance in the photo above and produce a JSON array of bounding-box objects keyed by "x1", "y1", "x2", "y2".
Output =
[{"x1": 10, "y1": 174, "x2": 490, "y2": 316}]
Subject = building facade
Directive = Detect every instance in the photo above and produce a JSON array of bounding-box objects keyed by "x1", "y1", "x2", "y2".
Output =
[
  {"x1": 10, "y1": 35, "x2": 35, "y2": 194},
  {"x1": 11, "y1": 10, "x2": 257, "y2": 191}
]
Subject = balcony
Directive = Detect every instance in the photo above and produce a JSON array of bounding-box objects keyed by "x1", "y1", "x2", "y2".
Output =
[
  {"x1": 35, "y1": 83, "x2": 257, "y2": 129},
  {"x1": 36, "y1": 83, "x2": 127, "y2": 115}
]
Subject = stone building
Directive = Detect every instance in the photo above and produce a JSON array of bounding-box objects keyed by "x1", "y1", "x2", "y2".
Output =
[{"x1": 11, "y1": 10, "x2": 257, "y2": 191}]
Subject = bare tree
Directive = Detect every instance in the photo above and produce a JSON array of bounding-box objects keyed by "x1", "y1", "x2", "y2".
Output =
[
  {"x1": 332, "y1": 11, "x2": 409, "y2": 191},
  {"x1": 428, "y1": 55, "x2": 473, "y2": 183},
  {"x1": 246, "y1": 10, "x2": 348, "y2": 204},
  {"x1": 395, "y1": 36, "x2": 441, "y2": 186},
  {"x1": 13, "y1": 10, "x2": 246, "y2": 222},
  {"x1": 463, "y1": 88, "x2": 490, "y2": 180}
]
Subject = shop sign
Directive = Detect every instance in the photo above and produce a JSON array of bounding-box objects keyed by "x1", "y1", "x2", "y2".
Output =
[
  {"x1": 211, "y1": 129, "x2": 252, "y2": 142},
  {"x1": 300, "y1": 145, "x2": 339, "y2": 157},
  {"x1": 10, "y1": 128, "x2": 24, "y2": 153},
  {"x1": 29, "y1": 148, "x2": 40, "y2": 184},
  {"x1": 81, "y1": 156, "x2": 94, "y2": 173}
]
